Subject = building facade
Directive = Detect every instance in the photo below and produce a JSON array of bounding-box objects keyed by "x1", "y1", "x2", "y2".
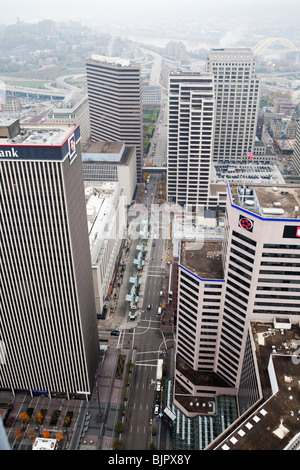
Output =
[
  {"x1": 206, "y1": 48, "x2": 260, "y2": 162},
  {"x1": 167, "y1": 72, "x2": 215, "y2": 209},
  {"x1": 142, "y1": 85, "x2": 161, "y2": 106},
  {"x1": 0, "y1": 119, "x2": 99, "y2": 399},
  {"x1": 47, "y1": 94, "x2": 91, "y2": 142},
  {"x1": 85, "y1": 182, "x2": 127, "y2": 317},
  {"x1": 81, "y1": 141, "x2": 137, "y2": 204},
  {"x1": 292, "y1": 121, "x2": 300, "y2": 175},
  {"x1": 174, "y1": 183, "x2": 300, "y2": 416},
  {"x1": 86, "y1": 55, "x2": 143, "y2": 182}
]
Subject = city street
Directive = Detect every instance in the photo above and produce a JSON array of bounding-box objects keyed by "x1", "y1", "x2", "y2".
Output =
[{"x1": 94, "y1": 145, "x2": 174, "y2": 450}]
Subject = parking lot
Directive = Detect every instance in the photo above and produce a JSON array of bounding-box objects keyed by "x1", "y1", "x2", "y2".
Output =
[{"x1": 211, "y1": 162, "x2": 285, "y2": 184}]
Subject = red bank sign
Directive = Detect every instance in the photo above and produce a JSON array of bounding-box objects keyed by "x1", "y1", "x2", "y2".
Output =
[{"x1": 283, "y1": 226, "x2": 300, "y2": 238}]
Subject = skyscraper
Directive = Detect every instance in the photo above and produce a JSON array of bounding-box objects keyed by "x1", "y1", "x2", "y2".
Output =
[
  {"x1": 86, "y1": 55, "x2": 143, "y2": 181},
  {"x1": 167, "y1": 72, "x2": 215, "y2": 209},
  {"x1": 174, "y1": 182, "x2": 300, "y2": 417},
  {"x1": 0, "y1": 119, "x2": 99, "y2": 399},
  {"x1": 206, "y1": 48, "x2": 260, "y2": 162},
  {"x1": 292, "y1": 121, "x2": 300, "y2": 175}
]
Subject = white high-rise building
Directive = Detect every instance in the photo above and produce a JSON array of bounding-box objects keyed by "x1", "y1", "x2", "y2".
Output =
[
  {"x1": 206, "y1": 48, "x2": 260, "y2": 162},
  {"x1": 174, "y1": 182, "x2": 300, "y2": 417},
  {"x1": 167, "y1": 72, "x2": 215, "y2": 209}
]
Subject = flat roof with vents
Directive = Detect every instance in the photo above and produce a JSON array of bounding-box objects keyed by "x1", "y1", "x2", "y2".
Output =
[{"x1": 229, "y1": 183, "x2": 300, "y2": 219}]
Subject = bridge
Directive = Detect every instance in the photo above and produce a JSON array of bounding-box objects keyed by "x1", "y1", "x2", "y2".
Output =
[
  {"x1": 5, "y1": 85, "x2": 66, "y2": 101},
  {"x1": 253, "y1": 37, "x2": 299, "y2": 56},
  {"x1": 142, "y1": 166, "x2": 166, "y2": 174}
]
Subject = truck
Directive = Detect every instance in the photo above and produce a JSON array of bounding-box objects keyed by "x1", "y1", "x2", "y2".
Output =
[
  {"x1": 156, "y1": 359, "x2": 163, "y2": 382},
  {"x1": 156, "y1": 359, "x2": 163, "y2": 391}
]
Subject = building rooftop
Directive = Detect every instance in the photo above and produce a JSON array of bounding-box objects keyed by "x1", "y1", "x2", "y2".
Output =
[
  {"x1": 180, "y1": 239, "x2": 224, "y2": 281},
  {"x1": 89, "y1": 54, "x2": 131, "y2": 67},
  {"x1": 229, "y1": 183, "x2": 300, "y2": 219},
  {"x1": 0, "y1": 119, "x2": 77, "y2": 147},
  {"x1": 211, "y1": 163, "x2": 284, "y2": 186},
  {"x1": 85, "y1": 182, "x2": 123, "y2": 265},
  {"x1": 82, "y1": 141, "x2": 124, "y2": 160},
  {"x1": 209, "y1": 321, "x2": 300, "y2": 450},
  {"x1": 81, "y1": 141, "x2": 134, "y2": 166}
]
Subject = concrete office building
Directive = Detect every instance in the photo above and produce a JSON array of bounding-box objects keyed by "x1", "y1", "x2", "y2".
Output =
[
  {"x1": 167, "y1": 72, "x2": 215, "y2": 209},
  {"x1": 292, "y1": 121, "x2": 300, "y2": 175},
  {"x1": 81, "y1": 141, "x2": 137, "y2": 204},
  {"x1": 86, "y1": 55, "x2": 143, "y2": 182},
  {"x1": 142, "y1": 85, "x2": 161, "y2": 106},
  {"x1": 206, "y1": 48, "x2": 260, "y2": 162},
  {"x1": 0, "y1": 119, "x2": 99, "y2": 399},
  {"x1": 47, "y1": 94, "x2": 91, "y2": 143},
  {"x1": 85, "y1": 182, "x2": 127, "y2": 317},
  {"x1": 174, "y1": 183, "x2": 300, "y2": 419}
]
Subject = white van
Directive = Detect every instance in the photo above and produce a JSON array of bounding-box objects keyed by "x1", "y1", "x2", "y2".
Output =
[{"x1": 158, "y1": 307, "x2": 162, "y2": 315}]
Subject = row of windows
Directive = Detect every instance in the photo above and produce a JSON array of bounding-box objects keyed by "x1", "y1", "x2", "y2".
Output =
[
  {"x1": 181, "y1": 270, "x2": 200, "y2": 287},
  {"x1": 257, "y1": 286, "x2": 300, "y2": 292},
  {"x1": 226, "y1": 286, "x2": 248, "y2": 305},
  {"x1": 232, "y1": 230, "x2": 257, "y2": 247},
  {"x1": 254, "y1": 301, "x2": 300, "y2": 307},
  {"x1": 259, "y1": 270, "x2": 300, "y2": 276},
  {"x1": 230, "y1": 255, "x2": 253, "y2": 273},
  {"x1": 260, "y1": 261, "x2": 300, "y2": 267},
  {"x1": 228, "y1": 271, "x2": 250, "y2": 289},
  {"x1": 258, "y1": 278, "x2": 300, "y2": 284},
  {"x1": 229, "y1": 263, "x2": 252, "y2": 281},
  {"x1": 180, "y1": 283, "x2": 199, "y2": 301},
  {"x1": 263, "y1": 244, "x2": 300, "y2": 250},
  {"x1": 262, "y1": 252, "x2": 300, "y2": 258},
  {"x1": 253, "y1": 309, "x2": 298, "y2": 315}
]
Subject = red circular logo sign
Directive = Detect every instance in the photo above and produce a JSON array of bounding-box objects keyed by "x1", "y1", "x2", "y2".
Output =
[{"x1": 239, "y1": 217, "x2": 253, "y2": 231}]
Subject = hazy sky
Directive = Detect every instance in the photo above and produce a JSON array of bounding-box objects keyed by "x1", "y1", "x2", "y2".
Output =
[{"x1": 1, "y1": 0, "x2": 299, "y2": 25}]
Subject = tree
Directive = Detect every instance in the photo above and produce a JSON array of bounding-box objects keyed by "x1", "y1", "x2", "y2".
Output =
[
  {"x1": 56, "y1": 431, "x2": 64, "y2": 442},
  {"x1": 19, "y1": 412, "x2": 30, "y2": 424},
  {"x1": 14, "y1": 427, "x2": 24, "y2": 440},
  {"x1": 112, "y1": 438, "x2": 123, "y2": 450},
  {"x1": 36, "y1": 412, "x2": 44, "y2": 425},
  {"x1": 143, "y1": 172, "x2": 150, "y2": 182},
  {"x1": 114, "y1": 421, "x2": 124, "y2": 433}
]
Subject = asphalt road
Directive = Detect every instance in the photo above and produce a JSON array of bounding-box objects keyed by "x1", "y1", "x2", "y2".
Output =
[
  {"x1": 121, "y1": 166, "x2": 173, "y2": 450},
  {"x1": 95, "y1": 112, "x2": 173, "y2": 450},
  {"x1": 145, "y1": 97, "x2": 168, "y2": 168}
]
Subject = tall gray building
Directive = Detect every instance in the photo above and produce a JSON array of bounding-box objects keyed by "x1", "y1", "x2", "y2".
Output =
[
  {"x1": 292, "y1": 121, "x2": 300, "y2": 175},
  {"x1": 0, "y1": 119, "x2": 99, "y2": 399},
  {"x1": 206, "y1": 48, "x2": 260, "y2": 162},
  {"x1": 86, "y1": 55, "x2": 143, "y2": 182},
  {"x1": 167, "y1": 72, "x2": 215, "y2": 209}
]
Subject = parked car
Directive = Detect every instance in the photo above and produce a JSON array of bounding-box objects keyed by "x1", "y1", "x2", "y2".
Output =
[{"x1": 111, "y1": 329, "x2": 120, "y2": 336}]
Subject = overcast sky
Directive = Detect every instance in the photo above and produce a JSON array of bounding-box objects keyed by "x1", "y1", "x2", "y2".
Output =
[{"x1": 1, "y1": 0, "x2": 299, "y2": 25}]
